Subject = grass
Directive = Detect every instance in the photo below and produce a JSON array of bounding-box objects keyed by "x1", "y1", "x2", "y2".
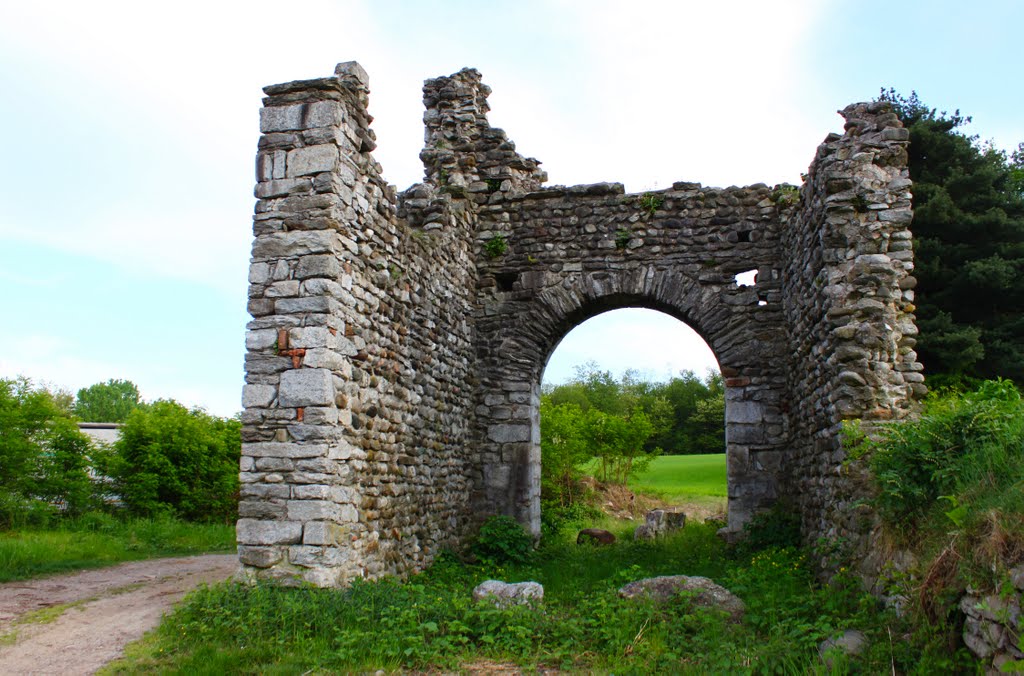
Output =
[
  {"x1": 104, "y1": 519, "x2": 968, "y2": 674},
  {"x1": 628, "y1": 453, "x2": 727, "y2": 505},
  {"x1": 0, "y1": 513, "x2": 236, "y2": 583}
]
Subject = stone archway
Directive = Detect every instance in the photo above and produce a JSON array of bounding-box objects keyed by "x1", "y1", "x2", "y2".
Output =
[
  {"x1": 474, "y1": 261, "x2": 789, "y2": 539},
  {"x1": 237, "y1": 62, "x2": 924, "y2": 587}
]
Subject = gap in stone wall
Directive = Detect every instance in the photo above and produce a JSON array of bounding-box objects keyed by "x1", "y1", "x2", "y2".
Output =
[{"x1": 734, "y1": 270, "x2": 758, "y2": 287}]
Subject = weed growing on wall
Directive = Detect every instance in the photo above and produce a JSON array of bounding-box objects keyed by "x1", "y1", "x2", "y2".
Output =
[
  {"x1": 614, "y1": 228, "x2": 631, "y2": 249},
  {"x1": 483, "y1": 234, "x2": 508, "y2": 258},
  {"x1": 637, "y1": 192, "x2": 663, "y2": 217}
]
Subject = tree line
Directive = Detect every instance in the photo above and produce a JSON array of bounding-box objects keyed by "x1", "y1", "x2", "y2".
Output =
[{"x1": 0, "y1": 377, "x2": 239, "y2": 528}]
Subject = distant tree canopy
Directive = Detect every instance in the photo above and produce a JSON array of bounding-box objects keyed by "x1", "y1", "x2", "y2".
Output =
[
  {"x1": 540, "y1": 364, "x2": 723, "y2": 507},
  {"x1": 74, "y1": 378, "x2": 141, "y2": 423},
  {"x1": 878, "y1": 89, "x2": 1024, "y2": 386}
]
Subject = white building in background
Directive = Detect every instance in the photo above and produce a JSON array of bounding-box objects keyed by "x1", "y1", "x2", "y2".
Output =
[{"x1": 78, "y1": 422, "x2": 121, "y2": 445}]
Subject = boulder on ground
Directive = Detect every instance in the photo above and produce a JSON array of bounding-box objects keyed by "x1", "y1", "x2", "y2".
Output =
[
  {"x1": 633, "y1": 509, "x2": 686, "y2": 540},
  {"x1": 618, "y1": 575, "x2": 744, "y2": 622},
  {"x1": 472, "y1": 580, "x2": 543, "y2": 608},
  {"x1": 819, "y1": 629, "x2": 867, "y2": 665},
  {"x1": 577, "y1": 528, "x2": 616, "y2": 545}
]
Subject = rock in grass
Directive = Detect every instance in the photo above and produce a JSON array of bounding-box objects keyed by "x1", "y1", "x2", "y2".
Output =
[
  {"x1": 577, "y1": 528, "x2": 616, "y2": 545},
  {"x1": 633, "y1": 509, "x2": 687, "y2": 540},
  {"x1": 618, "y1": 575, "x2": 744, "y2": 622},
  {"x1": 819, "y1": 629, "x2": 867, "y2": 664},
  {"x1": 472, "y1": 580, "x2": 543, "y2": 607}
]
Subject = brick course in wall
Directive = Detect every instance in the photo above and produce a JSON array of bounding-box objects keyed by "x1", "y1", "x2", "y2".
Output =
[{"x1": 238, "y1": 63, "x2": 923, "y2": 586}]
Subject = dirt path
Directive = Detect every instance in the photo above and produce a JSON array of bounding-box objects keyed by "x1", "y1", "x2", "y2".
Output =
[{"x1": 0, "y1": 554, "x2": 238, "y2": 675}]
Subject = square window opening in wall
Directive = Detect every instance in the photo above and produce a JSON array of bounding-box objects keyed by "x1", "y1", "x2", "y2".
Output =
[
  {"x1": 734, "y1": 269, "x2": 757, "y2": 287},
  {"x1": 495, "y1": 272, "x2": 518, "y2": 292},
  {"x1": 736, "y1": 230, "x2": 751, "y2": 243}
]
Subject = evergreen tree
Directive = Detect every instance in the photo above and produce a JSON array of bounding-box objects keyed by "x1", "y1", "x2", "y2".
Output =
[{"x1": 879, "y1": 90, "x2": 1024, "y2": 385}]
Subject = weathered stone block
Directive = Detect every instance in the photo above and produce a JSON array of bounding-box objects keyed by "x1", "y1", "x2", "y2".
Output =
[
  {"x1": 287, "y1": 145, "x2": 338, "y2": 177},
  {"x1": 279, "y1": 369, "x2": 335, "y2": 407},
  {"x1": 287, "y1": 500, "x2": 357, "y2": 522},
  {"x1": 487, "y1": 424, "x2": 530, "y2": 443},
  {"x1": 252, "y1": 231, "x2": 338, "y2": 259},
  {"x1": 303, "y1": 348, "x2": 350, "y2": 370},
  {"x1": 242, "y1": 384, "x2": 276, "y2": 408},
  {"x1": 237, "y1": 519, "x2": 302, "y2": 545},
  {"x1": 260, "y1": 104, "x2": 305, "y2": 133},
  {"x1": 296, "y1": 254, "x2": 342, "y2": 280},
  {"x1": 726, "y1": 401, "x2": 763, "y2": 424},
  {"x1": 256, "y1": 178, "x2": 312, "y2": 199},
  {"x1": 303, "y1": 521, "x2": 345, "y2": 545},
  {"x1": 238, "y1": 545, "x2": 283, "y2": 568},
  {"x1": 242, "y1": 442, "x2": 328, "y2": 459},
  {"x1": 245, "y1": 329, "x2": 279, "y2": 351},
  {"x1": 289, "y1": 545, "x2": 349, "y2": 568}
]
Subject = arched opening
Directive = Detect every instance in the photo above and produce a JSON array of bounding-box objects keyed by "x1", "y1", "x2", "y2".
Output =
[
  {"x1": 537, "y1": 307, "x2": 728, "y2": 539},
  {"x1": 474, "y1": 273, "x2": 789, "y2": 542}
]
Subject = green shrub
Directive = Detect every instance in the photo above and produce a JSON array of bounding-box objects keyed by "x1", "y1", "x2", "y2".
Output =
[
  {"x1": 471, "y1": 515, "x2": 533, "y2": 565},
  {"x1": 539, "y1": 500, "x2": 602, "y2": 540},
  {"x1": 852, "y1": 379, "x2": 1024, "y2": 529},
  {"x1": 108, "y1": 400, "x2": 240, "y2": 522},
  {"x1": 0, "y1": 377, "x2": 102, "y2": 526},
  {"x1": 33, "y1": 417, "x2": 98, "y2": 517},
  {"x1": 483, "y1": 234, "x2": 508, "y2": 258}
]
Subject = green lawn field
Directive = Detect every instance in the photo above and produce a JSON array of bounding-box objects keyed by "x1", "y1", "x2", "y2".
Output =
[{"x1": 627, "y1": 453, "x2": 726, "y2": 507}]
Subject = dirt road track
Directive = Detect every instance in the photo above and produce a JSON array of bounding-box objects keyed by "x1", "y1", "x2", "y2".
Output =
[{"x1": 0, "y1": 554, "x2": 238, "y2": 675}]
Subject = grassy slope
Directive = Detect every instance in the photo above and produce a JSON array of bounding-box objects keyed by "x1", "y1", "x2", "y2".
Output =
[{"x1": 0, "y1": 516, "x2": 236, "y2": 583}]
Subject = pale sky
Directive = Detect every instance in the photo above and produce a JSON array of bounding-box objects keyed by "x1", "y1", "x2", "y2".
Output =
[{"x1": 0, "y1": 1, "x2": 1020, "y2": 415}]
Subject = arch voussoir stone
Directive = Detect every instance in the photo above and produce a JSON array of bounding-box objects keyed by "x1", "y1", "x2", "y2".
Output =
[{"x1": 240, "y1": 63, "x2": 923, "y2": 586}]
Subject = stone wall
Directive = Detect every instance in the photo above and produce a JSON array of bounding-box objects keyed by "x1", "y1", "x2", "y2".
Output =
[
  {"x1": 470, "y1": 180, "x2": 792, "y2": 535},
  {"x1": 781, "y1": 102, "x2": 923, "y2": 557},
  {"x1": 239, "y1": 63, "x2": 478, "y2": 585},
  {"x1": 239, "y1": 62, "x2": 922, "y2": 586}
]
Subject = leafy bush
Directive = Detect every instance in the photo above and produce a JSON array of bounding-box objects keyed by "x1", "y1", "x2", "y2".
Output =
[
  {"x1": 471, "y1": 515, "x2": 533, "y2": 565},
  {"x1": 539, "y1": 500, "x2": 603, "y2": 540},
  {"x1": 852, "y1": 379, "x2": 1024, "y2": 529},
  {"x1": 32, "y1": 416, "x2": 98, "y2": 516},
  {"x1": 0, "y1": 377, "x2": 101, "y2": 526},
  {"x1": 107, "y1": 400, "x2": 240, "y2": 522},
  {"x1": 847, "y1": 380, "x2": 1024, "y2": 650}
]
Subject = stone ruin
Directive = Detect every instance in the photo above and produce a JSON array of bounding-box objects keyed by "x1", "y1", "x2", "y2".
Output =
[{"x1": 237, "y1": 61, "x2": 924, "y2": 586}]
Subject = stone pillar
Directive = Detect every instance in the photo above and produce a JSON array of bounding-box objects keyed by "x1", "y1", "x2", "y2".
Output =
[
  {"x1": 782, "y1": 100, "x2": 922, "y2": 556},
  {"x1": 239, "y1": 62, "x2": 384, "y2": 587}
]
